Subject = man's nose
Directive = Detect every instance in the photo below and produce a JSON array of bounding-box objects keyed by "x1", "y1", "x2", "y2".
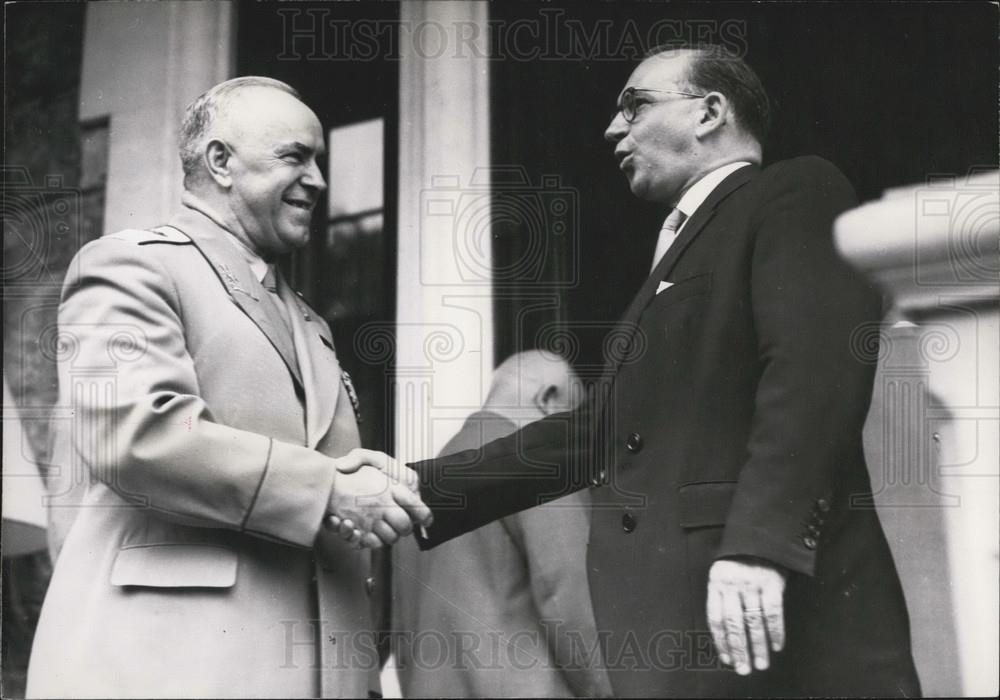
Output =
[
  {"x1": 303, "y1": 159, "x2": 327, "y2": 191},
  {"x1": 604, "y1": 111, "x2": 628, "y2": 143}
]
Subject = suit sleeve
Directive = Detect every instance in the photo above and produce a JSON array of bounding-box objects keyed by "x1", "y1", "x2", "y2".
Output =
[
  {"x1": 715, "y1": 158, "x2": 882, "y2": 576},
  {"x1": 502, "y1": 494, "x2": 613, "y2": 698},
  {"x1": 411, "y1": 404, "x2": 596, "y2": 549},
  {"x1": 58, "y1": 237, "x2": 337, "y2": 548}
]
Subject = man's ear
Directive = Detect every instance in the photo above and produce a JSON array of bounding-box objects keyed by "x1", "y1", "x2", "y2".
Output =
[
  {"x1": 695, "y1": 91, "x2": 728, "y2": 139},
  {"x1": 204, "y1": 139, "x2": 233, "y2": 188},
  {"x1": 534, "y1": 384, "x2": 561, "y2": 416}
]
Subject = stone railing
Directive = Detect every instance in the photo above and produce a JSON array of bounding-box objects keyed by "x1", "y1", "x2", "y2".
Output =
[{"x1": 835, "y1": 170, "x2": 999, "y2": 697}]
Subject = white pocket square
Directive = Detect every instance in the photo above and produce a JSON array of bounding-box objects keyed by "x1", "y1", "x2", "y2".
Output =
[{"x1": 656, "y1": 281, "x2": 675, "y2": 295}]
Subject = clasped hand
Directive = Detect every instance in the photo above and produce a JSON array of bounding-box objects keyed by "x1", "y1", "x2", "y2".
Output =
[{"x1": 325, "y1": 448, "x2": 431, "y2": 549}]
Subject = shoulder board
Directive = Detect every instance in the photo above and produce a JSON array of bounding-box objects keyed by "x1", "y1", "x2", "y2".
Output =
[{"x1": 104, "y1": 227, "x2": 192, "y2": 246}]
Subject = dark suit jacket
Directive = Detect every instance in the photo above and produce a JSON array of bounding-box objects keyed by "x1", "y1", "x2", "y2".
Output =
[{"x1": 412, "y1": 157, "x2": 921, "y2": 697}]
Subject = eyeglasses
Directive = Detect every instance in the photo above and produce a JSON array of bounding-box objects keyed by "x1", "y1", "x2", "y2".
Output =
[{"x1": 617, "y1": 87, "x2": 706, "y2": 123}]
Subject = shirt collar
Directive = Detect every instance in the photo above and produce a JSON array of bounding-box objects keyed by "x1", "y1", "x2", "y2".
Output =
[
  {"x1": 674, "y1": 161, "x2": 754, "y2": 220},
  {"x1": 181, "y1": 191, "x2": 269, "y2": 283},
  {"x1": 226, "y1": 232, "x2": 269, "y2": 284}
]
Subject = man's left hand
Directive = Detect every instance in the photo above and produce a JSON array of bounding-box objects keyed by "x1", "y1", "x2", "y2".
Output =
[{"x1": 706, "y1": 556, "x2": 787, "y2": 676}]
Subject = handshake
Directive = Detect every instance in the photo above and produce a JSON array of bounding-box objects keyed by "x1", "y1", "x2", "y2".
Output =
[{"x1": 324, "y1": 448, "x2": 432, "y2": 549}]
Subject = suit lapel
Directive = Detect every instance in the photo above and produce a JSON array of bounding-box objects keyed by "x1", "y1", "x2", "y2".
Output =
[
  {"x1": 280, "y1": 282, "x2": 342, "y2": 449},
  {"x1": 607, "y1": 165, "x2": 759, "y2": 377},
  {"x1": 167, "y1": 206, "x2": 304, "y2": 390},
  {"x1": 637, "y1": 165, "x2": 758, "y2": 316}
]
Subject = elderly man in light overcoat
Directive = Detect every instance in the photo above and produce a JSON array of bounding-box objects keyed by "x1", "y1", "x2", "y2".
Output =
[{"x1": 28, "y1": 77, "x2": 429, "y2": 699}]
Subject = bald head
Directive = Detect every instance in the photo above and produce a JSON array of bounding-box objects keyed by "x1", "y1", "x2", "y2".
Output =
[
  {"x1": 176, "y1": 76, "x2": 326, "y2": 259},
  {"x1": 484, "y1": 350, "x2": 583, "y2": 422}
]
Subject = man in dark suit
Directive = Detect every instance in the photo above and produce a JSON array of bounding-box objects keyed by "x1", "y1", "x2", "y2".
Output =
[{"x1": 403, "y1": 45, "x2": 921, "y2": 697}]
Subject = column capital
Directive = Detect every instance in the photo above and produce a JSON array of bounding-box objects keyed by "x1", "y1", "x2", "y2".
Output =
[{"x1": 835, "y1": 170, "x2": 999, "y2": 317}]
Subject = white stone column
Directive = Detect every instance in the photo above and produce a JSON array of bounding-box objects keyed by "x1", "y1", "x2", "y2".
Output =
[
  {"x1": 836, "y1": 171, "x2": 1000, "y2": 696},
  {"x1": 80, "y1": 1, "x2": 235, "y2": 231},
  {"x1": 394, "y1": 1, "x2": 493, "y2": 463}
]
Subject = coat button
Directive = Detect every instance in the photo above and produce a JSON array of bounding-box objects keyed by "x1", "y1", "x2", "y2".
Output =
[
  {"x1": 802, "y1": 536, "x2": 817, "y2": 550},
  {"x1": 816, "y1": 498, "x2": 831, "y2": 512},
  {"x1": 364, "y1": 576, "x2": 376, "y2": 596},
  {"x1": 625, "y1": 432, "x2": 644, "y2": 453},
  {"x1": 622, "y1": 512, "x2": 637, "y2": 533}
]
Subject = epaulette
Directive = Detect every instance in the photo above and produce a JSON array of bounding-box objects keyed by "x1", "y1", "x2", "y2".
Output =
[{"x1": 104, "y1": 226, "x2": 192, "y2": 246}]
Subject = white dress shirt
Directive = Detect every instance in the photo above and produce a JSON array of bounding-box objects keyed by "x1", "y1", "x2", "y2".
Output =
[{"x1": 651, "y1": 161, "x2": 753, "y2": 272}]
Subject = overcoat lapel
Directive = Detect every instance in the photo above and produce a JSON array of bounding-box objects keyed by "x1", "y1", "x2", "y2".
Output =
[
  {"x1": 279, "y1": 279, "x2": 343, "y2": 450},
  {"x1": 167, "y1": 206, "x2": 304, "y2": 390}
]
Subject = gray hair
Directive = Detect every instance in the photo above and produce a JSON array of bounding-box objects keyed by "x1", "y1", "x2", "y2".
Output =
[{"x1": 178, "y1": 76, "x2": 301, "y2": 184}]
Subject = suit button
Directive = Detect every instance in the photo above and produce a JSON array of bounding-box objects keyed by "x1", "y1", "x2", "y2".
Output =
[
  {"x1": 622, "y1": 512, "x2": 637, "y2": 533},
  {"x1": 816, "y1": 498, "x2": 831, "y2": 513},
  {"x1": 802, "y1": 536, "x2": 817, "y2": 550},
  {"x1": 364, "y1": 576, "x2": 376, "y2": 596},
  {"x1": 625, "y1": 432, "x2": 644, "y2": 453}
]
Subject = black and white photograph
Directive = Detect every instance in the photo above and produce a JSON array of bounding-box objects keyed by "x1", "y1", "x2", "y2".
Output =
[{"x1": 3, "y1": 1, "x2": 998, "y2": 697}]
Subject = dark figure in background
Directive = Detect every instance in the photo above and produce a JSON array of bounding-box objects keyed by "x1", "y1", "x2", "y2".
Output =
[{"x1": 408, "y1": 45, "x2": 921, "y2": 697}]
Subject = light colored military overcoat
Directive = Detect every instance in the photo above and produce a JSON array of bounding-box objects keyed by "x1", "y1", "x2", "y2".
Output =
[{"x1": 28, "y1": 200, "x2": 378, "y2": 698}]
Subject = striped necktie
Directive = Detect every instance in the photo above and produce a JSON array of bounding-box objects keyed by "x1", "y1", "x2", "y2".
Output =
[{"x1": 650, "y1": 207, "x2": 686, "y2": 273}]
